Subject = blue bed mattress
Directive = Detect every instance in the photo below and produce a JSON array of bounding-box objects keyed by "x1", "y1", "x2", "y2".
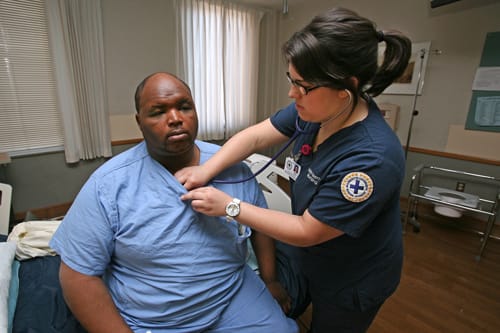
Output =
[
  {"x1": 1, "y1": 235, "x2": 86, "y2": 333},
  {"x1": 13, "y1": 255, "x2": 86, "y2": 333}
]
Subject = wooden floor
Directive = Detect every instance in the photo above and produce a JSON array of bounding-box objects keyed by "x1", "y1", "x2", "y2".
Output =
[{"x1": 296, "y1": 213, "x2": 500, "y2": 333}]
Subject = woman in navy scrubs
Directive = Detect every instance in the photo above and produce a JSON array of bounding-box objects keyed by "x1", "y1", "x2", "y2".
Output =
[{"x1": 177, "y1": 7, "x2": 411, "y2": 333}]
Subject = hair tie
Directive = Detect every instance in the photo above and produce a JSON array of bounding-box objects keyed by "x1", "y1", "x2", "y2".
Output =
[{"x1": 376, "y1": 30, "x2": 384, "y2": 42}]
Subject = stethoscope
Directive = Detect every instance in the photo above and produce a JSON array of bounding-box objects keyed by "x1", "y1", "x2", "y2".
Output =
[{"x1": 212, "y1": 117, "x2": 316, "y2": 184}]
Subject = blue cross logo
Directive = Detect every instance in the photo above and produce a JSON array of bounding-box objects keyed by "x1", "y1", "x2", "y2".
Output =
[
  {"x1": 341, "y1": 172, "x2": 373, "y2": 202},
  {"x1": 349, "y1": 179, "x2": 366, "y2": 194},
  {"x1": 347, "y1": 178, "x2": 368, "y2": 197}
]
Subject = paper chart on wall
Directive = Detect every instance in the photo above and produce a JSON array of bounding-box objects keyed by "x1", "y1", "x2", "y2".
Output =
[
  {"x1": 474, "y1": 96, "x2": 500, "y2": 126},
  {"x1": 472, "y1": 67, "x2": 500, "y2": 91}
]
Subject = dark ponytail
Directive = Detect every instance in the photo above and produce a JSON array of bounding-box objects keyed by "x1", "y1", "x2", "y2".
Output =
[
  {"x1": 366, "y1": 30, "x2": 412, "y2": 97},
  {"x1": 283, "y1": 7, "x2": 411, "y2": 104}
]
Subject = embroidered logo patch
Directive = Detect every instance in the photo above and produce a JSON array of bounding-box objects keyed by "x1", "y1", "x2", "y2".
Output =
[{"x1": 341, "y1": 172, "x2": 373, "y2": 203}]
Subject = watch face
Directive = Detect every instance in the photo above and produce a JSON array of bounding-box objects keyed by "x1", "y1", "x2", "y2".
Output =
[{"x1": 226, "y1": 202, "x2": 240, "y2": 217}]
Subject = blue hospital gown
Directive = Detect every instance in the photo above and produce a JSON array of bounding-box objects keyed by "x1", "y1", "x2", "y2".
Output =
[{"x1": 50, "y1": 141, "x2": 297, "y2": 332}]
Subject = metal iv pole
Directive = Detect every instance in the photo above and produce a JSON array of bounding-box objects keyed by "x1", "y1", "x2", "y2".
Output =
[
  {"x1": 403, "y1": 48, "x2": 426, "y2": 232},
  {"x1": 402, "y1": 47, "x2": 441, "y2": 232},
  {"x1": 404, "y1": 48, "x2": 426, "y2": 160}
]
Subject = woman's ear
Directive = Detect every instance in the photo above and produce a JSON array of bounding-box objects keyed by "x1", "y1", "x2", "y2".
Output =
[{"x1": 339, "y1": 90, "x2": 349, "y2": 99}]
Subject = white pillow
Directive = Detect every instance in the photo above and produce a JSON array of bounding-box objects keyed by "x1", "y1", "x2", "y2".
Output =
[
  {"x1": 0, "y1": 241, "x2": 16, "y2": 332},
  {"x1": 7, "y1": 221, "x2": 61, "y2": 260}
]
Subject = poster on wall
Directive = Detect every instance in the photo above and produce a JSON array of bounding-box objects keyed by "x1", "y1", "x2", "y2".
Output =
[
  {"x1": 465, "y1": 31, "x2": 500, "y2": 133},
  {"x1": 379, "y1": 41, "x2": 431, "y2": 95}
]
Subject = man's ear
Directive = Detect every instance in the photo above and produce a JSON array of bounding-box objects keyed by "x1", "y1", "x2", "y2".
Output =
[
  {"x1": 135, "y1": 113, "x2": 141, "y2": 127},
  {"x1": 135, "y1": 113, "x2": 145, "y2": 134}
]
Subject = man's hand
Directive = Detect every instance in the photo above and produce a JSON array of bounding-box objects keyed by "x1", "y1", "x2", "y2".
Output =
[
  {"x1": 175, "y1": 166, "x2": 211, "y2": 190},
  {"x1": 266, "y1": 280, "x2": 292, "y2": 315}
]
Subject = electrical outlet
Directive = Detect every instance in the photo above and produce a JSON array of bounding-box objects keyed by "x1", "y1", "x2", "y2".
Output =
[{"x1": 456, "y1": 182, "x2": 465, "y2": 192}]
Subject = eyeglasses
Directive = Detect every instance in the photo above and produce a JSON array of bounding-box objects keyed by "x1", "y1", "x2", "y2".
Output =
[{"x1": 286, "y1": 72, "x2": 321, "y2": 95}]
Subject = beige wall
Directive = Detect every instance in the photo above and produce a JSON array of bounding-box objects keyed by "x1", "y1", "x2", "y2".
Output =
[
  {"x1": 103, "y1": 0, "x2": 178, "y2": 140},
  {"x1": 103, "y1": 0, "x2": 177, "y2": 116}
]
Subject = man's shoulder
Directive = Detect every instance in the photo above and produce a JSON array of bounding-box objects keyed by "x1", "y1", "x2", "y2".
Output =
[
  {"x1": 92, "y1": 141, "x2": 148, "y2": 178},
  {"x1": 196, "y1": 140, "x2": 223, "y2": 163},
  {"x1": 196, "y1": 140, "x2": 220, "y2": 153}
]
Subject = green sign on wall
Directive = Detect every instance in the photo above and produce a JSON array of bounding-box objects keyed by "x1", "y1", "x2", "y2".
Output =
[{"x1": 465, "y1": 31, "x2": 500, "y2": 133}]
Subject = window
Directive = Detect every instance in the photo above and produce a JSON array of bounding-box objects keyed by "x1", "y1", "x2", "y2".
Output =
[
  {"x1": 174, "y1": 0, "x2": 264, "y2": 140},
  {"x1": 0, "y1": 0, "x2": 64, "y2": 156}
]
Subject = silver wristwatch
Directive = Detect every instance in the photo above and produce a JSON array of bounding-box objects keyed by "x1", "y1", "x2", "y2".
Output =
[{"x1": 225, "y1": 198, "x2": 241, "y2": 221}]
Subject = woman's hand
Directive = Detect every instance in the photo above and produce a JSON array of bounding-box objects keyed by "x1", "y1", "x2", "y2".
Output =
[
  {"x1": 266, "y1": 280, "x2": 292, "y2": 315},
  {"x1": 175, "y1": 166, "x2": 211, "y2": 190},
  {"x1": 180, "y1": 186, "x2": 232, "y2": 216}
]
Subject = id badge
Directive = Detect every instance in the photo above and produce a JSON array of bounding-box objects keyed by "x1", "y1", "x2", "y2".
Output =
[{"x1": 284, "y1": 156, "x2": 301, "y2": 181}]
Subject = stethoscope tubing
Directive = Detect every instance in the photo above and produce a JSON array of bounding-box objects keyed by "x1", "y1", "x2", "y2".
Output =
[{"x1": 212, "y1": 116, "x2": 314, "y2": 184}]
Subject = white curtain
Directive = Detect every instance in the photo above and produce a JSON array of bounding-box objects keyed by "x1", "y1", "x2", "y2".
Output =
[
  {"x1": 174, "y1": 0, "x2": 264, "y2": 140},
  {"x1": 45, "y1": 0, "x2": 111, "y2": 163}
]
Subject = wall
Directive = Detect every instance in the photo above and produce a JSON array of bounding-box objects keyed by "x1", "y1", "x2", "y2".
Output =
[
  {"x1": 3, "y1": 0, "x2": 500, "y2": 215},
  {"x1": 2, "y1": 144, "x2": 135, "y2": 214},
  {"x1": 103, "y1": 0, "x2": 177, "y2": 117}
]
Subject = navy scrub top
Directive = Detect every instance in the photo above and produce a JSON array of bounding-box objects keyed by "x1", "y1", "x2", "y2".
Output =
[{"x1": 270, "y1": 98, "x2": 405, "y2": 310}]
